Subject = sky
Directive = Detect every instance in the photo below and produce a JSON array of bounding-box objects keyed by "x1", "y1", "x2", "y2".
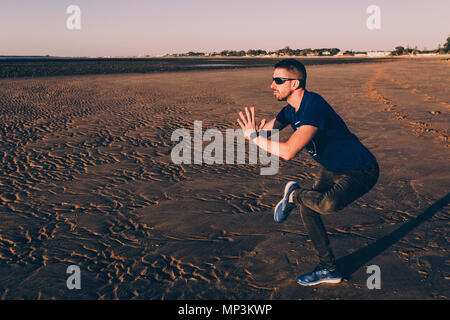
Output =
[{"x1": 1, "y1": 0, "x2": 449, "y2": 57}]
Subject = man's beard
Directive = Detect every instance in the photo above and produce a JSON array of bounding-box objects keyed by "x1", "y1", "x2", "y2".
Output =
[{"x1": 275, "y1": 91, "x2": 290, "y2": 101}]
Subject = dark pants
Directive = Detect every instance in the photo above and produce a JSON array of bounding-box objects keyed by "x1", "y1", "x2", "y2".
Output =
[{"x1": 292, "y1": 162, "x2": 379, "y2": 270}]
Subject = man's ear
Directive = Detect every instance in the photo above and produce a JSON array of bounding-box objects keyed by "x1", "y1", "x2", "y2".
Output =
[{"x1": 292, "y1": 79, "x2": 301, "y2": 90}]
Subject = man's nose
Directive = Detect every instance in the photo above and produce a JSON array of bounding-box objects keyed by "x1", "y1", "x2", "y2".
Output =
[{"x1": 270, "y1": 81, "x2": 276, "y2": 89}]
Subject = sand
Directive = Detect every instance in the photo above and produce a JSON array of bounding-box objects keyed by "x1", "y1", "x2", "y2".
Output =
[{"x1": 0, "y1": 58, "x2": 449, "y2": 299}]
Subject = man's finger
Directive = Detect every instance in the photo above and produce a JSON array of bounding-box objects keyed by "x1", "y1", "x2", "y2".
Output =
[
  {"x1": 244, "y1": 107, "x2": 252, "y2": 124},
  {"x1": 250, "y1": 106, "x2": 255, "y2": 125},
  {"x1": 239, "y1": 111, "x2": 248, "y2": 126},
  {"x1": 237, "y1": 118, "x2": 245, "y2": 129},
  {"x1": 258, "y1": 118, "x2": 266, "y2": 131}
]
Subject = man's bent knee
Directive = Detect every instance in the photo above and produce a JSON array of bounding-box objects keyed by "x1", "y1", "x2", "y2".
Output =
[
  {"x1": 318, "y1": 198, "x2": 341, "y2": 215},
  {"x1": 296, "y1": 189, "x2": 342, "y2": 215}
]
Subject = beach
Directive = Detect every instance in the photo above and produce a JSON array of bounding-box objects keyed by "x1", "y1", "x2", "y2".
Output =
[{"x1": 0, "y1": 57, "x2": 448, "y2": 299}]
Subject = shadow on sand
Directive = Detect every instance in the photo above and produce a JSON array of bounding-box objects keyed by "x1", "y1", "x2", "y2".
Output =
[{"x1": 337, "y1": 192, "x2": 450, "y2": 278}]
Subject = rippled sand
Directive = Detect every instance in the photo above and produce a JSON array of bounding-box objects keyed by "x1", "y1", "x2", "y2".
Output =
[{"x1": 0, "y1": 57, "x2": 448, "y2": 299}]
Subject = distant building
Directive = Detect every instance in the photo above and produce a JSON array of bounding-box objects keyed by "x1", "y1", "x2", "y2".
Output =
[
  {"x1": 336, "y1": 51, "x2": 353, "y2": 57},
  {"x1": 367, "y1": 51, "x2": 391, "y2": 57}
]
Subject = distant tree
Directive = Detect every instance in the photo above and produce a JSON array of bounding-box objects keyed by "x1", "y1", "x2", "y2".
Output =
[
  {"x1": 406, "y1": 45, "x2": 411, "y2": 54},
  {"x1": 278, "y1": 46, "x2": 294, "y2": 56},
  {"x1": 187, "y1": 52, "x2": 204, "y2": 56},
  {"x1": 443, "y1": 36, "x2": 450, "y2": 53},
  {"x1": 302, "y1": 48, "x2": 313, "y2": 56},
  {"x1": 330, "y1": 48, "x2": 340, "y2": 56},
  {"x1": 246, "y1": 49, "x2": 268, "y2": 56},
  {"x1": 260, "y1": 49, "x2": 268, "y2": 56},
  {"x1": 393, "y1": 46, "x2": 405, "y2": 55}
]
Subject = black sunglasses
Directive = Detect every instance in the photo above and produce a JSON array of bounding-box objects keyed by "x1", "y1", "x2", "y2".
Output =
[{"x1": 272, "y1": 77, "x2": 302, "y2": 85}]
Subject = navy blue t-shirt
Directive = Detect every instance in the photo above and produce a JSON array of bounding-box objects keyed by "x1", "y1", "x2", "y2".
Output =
[{"x1": 276, "y1": 90, "x2": 377, "y2": 171}]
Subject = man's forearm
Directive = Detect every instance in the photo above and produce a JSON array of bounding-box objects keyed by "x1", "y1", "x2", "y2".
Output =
[{"x1": 251, "y1": 134, "x2": 292, "y2": 160}]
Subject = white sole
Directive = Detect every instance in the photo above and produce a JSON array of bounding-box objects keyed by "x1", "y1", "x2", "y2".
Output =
[
  {"x1": 274, "y1": 182, "x2": 297, "y2": 221},
  {"x1": 297, "y1": 278, "x2": 342, "y2": 286}
]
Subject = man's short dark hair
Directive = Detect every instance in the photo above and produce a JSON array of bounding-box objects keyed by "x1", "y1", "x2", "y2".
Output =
[{"x1": 274, "y1": 59, "x2": 307, "y2": 89}]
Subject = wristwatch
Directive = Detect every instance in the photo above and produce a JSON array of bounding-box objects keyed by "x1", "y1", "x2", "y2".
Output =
[{"x1": 249, "y1": 131, "x2": 259, "y2": 140}]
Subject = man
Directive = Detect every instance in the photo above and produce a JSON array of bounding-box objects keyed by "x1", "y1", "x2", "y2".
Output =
[{"x1": 237, "y1": 59, "x2": 379, "y2": 286}]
